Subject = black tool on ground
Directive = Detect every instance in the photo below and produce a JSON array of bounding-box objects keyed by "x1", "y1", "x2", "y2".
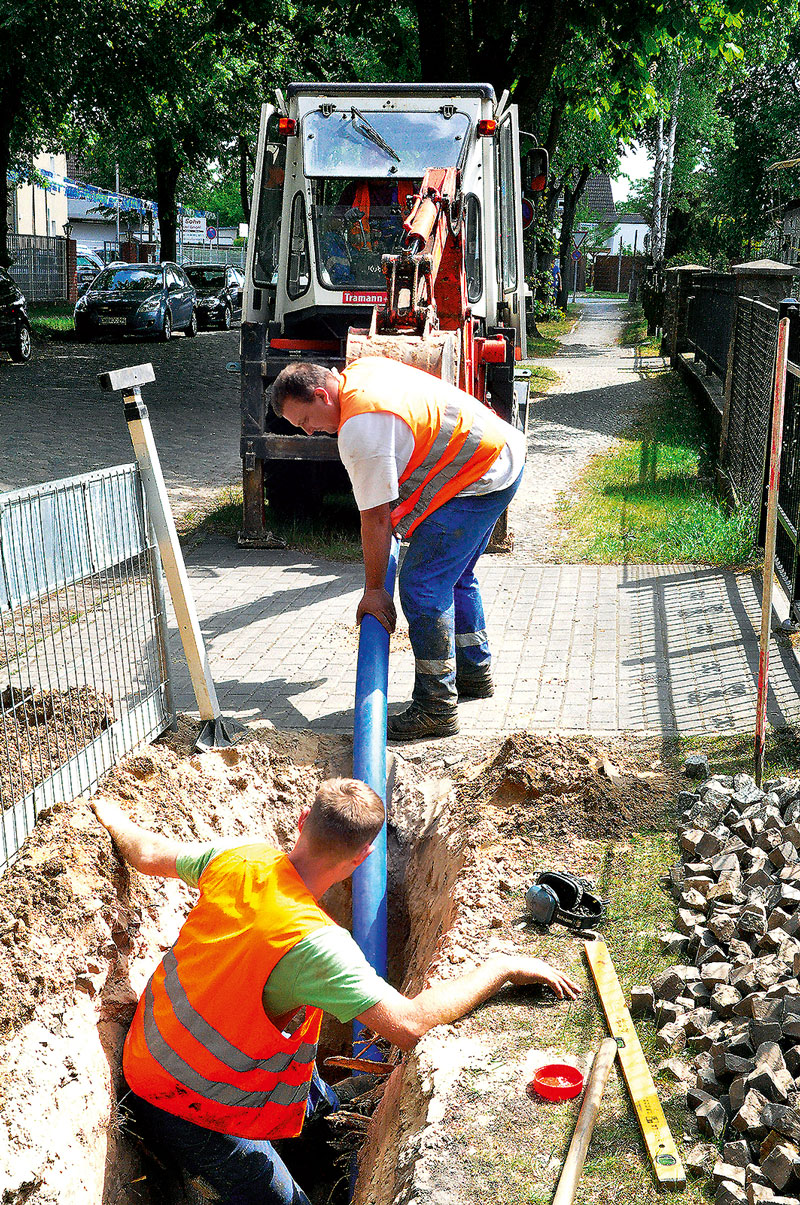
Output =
[{"x1": 525, "y1": 871, "x2": 608, "y2": 931}]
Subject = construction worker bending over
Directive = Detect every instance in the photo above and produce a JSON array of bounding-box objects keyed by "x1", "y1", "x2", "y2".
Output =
[
  {"x1": 271, "y1": 356, "x2": 526, "y2": 741},
  {"x1": 92, "y1": 778, "x2": 578, "y2": 1205}
]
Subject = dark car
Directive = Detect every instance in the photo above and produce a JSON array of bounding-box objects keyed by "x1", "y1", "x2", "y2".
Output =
[
  {"x1": 73, "y1": 262, "x2": 197, "y2": 341},
  {"x1": 75, "y1": 248, "x2": 105, "y2": 295},
  {"x1": 0, "y1": 267, "x2": 32, "y2": 362},
  {"x1": 184, "y1": 264, "x2": 243, "y2": 330}
]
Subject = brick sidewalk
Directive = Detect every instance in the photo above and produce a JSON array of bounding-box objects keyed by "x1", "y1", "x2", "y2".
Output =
[{"x1": 166, "y1": 537, "x2": 800, "y2": 737}]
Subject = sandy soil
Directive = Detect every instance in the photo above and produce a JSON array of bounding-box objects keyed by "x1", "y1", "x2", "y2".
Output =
[{"x1": 0, "y1": 719, "x2": 681, "y2": 1205}]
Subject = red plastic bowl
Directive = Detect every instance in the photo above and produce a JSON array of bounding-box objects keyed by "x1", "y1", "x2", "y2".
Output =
[{"x1": 528, "y1": 1063, "x2": 585, "y2": 1102}]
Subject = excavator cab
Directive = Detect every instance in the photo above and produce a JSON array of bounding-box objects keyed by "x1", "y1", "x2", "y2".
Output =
[{"x1": 240, "y1": 84, "x2": 527, "y2": 544}]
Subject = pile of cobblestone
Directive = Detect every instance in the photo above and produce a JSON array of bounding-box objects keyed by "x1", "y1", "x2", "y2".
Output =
[{"x1": 633, "y1": 759, "x2": 800, "y2": 1205}]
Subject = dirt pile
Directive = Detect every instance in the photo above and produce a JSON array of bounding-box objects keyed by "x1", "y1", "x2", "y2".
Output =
[
  {"x1": 0, "y1": 719, "x2": 355, "y2": 1204},
  {"x1": 457, "y1": 731, "x2": 674, "y2": 842}
]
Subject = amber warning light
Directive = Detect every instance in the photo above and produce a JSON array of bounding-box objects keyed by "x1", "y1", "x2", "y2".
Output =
[
  {"x1": 477, "y1": 119, "x2": 497, "y2": 137},
  {"x1": 278, "y1": 118, "x2": 297, "y2": 136}
]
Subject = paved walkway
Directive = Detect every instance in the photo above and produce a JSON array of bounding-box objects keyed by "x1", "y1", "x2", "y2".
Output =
[{"x1": 162, "y1": 298, "x2": 800, "y2": 739}]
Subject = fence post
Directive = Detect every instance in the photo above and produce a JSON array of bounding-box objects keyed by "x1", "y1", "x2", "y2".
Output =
[
  {"x1": 719, "y1": 260, "x2": 797, "y2": 475},
  {"x1": 662, "y1": 264, "x2": 709, "y2": 365},
  {"x1": 98, "y1": 363, "x2": 244, "y2": 751}
]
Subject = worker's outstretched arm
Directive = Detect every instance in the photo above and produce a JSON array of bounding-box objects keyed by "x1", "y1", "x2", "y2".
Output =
[
  {"x1": 356, "y1": 502, "x2": 396, "y2": 634},
  {"x1": 90, "y1": 798, "x2": 183, "y2": 878},
  {"x1": 358, "y1": 956, "x2": 580, "y2": 1052}
]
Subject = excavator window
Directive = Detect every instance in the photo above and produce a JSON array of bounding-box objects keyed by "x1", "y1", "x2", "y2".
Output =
[
  {"x1": 286, "y1": 192, "x2": 311, "y2": 299},
  {"x1": 311, "y1": 177, "x2": 417, "y2": 291},
  {"x1": 464, "y1": 195, "x2": 482, "y2": 303},
  {"x1": 496, "y1": 118, "x2": 518, "y2": 293},
  {"x1": 254, "y1": 130, "x2": 286, "y2": 289},
  {"x1": 302, "y1": 109, "x2": 470, "y2": 178}
]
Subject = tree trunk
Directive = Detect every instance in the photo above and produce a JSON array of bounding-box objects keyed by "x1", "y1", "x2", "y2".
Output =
[
  {"x1": 0, "y1": 69, "x2": 23, "y2": 269},
  {"x1": 414, "y1": 0, "x2": 470, "y2": 81},
  {"x1": 652, "y1": 113, "x2": 665, "y2": 266},
  {"x1": 660, "y1": 71, "x2": 683, "y2": 263},
  {"x1": 557, "y1": 165, "x2": 591, "y2": 309},
  {"x1": 238, "y1": 135, "x2": 251, "y2": 223},
  {"x1": 153, "y1": 145, "x2": 182, "y2": 262}
]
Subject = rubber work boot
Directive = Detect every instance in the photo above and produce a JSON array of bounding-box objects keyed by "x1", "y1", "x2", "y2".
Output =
[
  {"x1": 455, "y1": 668, "x2": 494, "y2": 700},
  {"x1": 387, "y1": 702, "x2": 459, "y2": 742}
]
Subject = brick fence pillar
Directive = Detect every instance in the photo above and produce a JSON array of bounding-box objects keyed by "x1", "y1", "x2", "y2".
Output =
[
  {"x1": 663, "y1": 264, "x2": 709, "y2": 365},
  {"x1": 719, "y1": 259, "x2": 797, "y2": 467},
  {"x1": 65, "y1": 238, "x2": 77, "y2": 304}
]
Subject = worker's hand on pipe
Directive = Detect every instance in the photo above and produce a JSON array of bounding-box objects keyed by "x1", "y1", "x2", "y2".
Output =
[
  {"x1": 505, "y1": 957, "x2": 582, "y2": 1000},
  {"x1": 357, "y1": 587, "x2": 397, "y2": 634}
]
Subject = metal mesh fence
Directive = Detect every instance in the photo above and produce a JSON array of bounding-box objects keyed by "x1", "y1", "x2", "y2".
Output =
[
  {"x1": 8, "y1": 234, "x2": 68, "y2": 302},
  {"x1": 722, "y1": 297, "x2": 779, "y2": 520},
  {"x1": 0, "y1": 465, "x2": 172, "y2": 871},
  {"x1": 180, "y1": 244, "x2": 245, "y2": 268},
  {"x1": 686, "y1": 274, "x2": 735, "y2": 380}
]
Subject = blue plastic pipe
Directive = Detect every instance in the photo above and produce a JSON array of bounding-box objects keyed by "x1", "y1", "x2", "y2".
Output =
[{"x1": 351, "y1": 537, "x2": 399, "y2": 1056}]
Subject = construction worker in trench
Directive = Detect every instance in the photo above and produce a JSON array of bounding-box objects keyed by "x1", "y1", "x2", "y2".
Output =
[
  {"x1": 271, "y1": 356, "x2": 526, "y2": 741},
  {"x1": 91, "y1": 779, "x2": 579, "y2": 1205}
]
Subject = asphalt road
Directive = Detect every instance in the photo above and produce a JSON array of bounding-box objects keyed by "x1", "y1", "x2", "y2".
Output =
[{"x1": 0, "y1": 326, "x2": 242, "y2": 520}]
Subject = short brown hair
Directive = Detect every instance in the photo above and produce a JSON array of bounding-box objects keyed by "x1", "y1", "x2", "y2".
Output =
[
  {"x1": 303, "y1": 778, "x2": 385, "y2": 856},
  {"x1": 270, "y1": 362, "x2": 332, "y2": 417}
]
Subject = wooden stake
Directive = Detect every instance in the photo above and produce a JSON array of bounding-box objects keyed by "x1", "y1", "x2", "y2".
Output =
[
  {"x1": 552, "y1": 1038, "x2": 618, "y2": 1205},
  {"x1": 755, "y1": 315, "x2": 791, "y2": 786}
]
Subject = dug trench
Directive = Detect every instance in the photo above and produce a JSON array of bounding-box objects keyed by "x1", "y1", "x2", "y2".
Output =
[{"x1": 0, "y1": 721, "x2": 688, "y2": 1205}]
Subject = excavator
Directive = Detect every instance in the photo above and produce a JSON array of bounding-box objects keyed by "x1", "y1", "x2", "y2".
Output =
[{"x1": 238, "y1": 82, "x2": 546, "y2": 545}]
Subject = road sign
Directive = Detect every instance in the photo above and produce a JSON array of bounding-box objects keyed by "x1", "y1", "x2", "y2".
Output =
[
  {"x1": 572, "y1": 249, "x2": 581, "y2": 261},
  {"x1": 206, "y1": 226, "x2": 218, "y2": 241},
  {"x1": 573, "y1": 230, "x2": 589, "y2": 248},
  {"x1": 521, "y1": 198, "x2": 535, "y2": 230}
]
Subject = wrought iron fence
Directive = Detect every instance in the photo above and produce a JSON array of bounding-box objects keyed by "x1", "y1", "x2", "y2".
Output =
[
  {"x1": 0, "y1": 464, "x2": 173, "y2": 872},
  {"x1": 774, "y1": 303, "x2": 800, "y2": 620},
  {"x1": 686, "y1": 273, "x2": 736, "y2": 380},
  {"x1": 8, "y1": 234, "x2": 68, "y2": 303},
  {"x1": 721, "y1": 297, "x2": 779, "y2": 520}
]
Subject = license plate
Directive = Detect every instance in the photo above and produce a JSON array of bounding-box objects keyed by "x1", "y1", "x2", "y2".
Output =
[{"x1": 99, "y1": 316, "x2": 127, "y2": 325}]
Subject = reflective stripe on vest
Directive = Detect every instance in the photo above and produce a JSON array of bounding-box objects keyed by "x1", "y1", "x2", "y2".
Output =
[
  {"x1": 160, "y1": 949, "x2": 315, "y2": 1076},
  {"x1": 142, "y1": 977, "x2": 315, "y2": 1111},
  {"x1": 394, "y1": 409, "x2": 487, "y2": 538}
]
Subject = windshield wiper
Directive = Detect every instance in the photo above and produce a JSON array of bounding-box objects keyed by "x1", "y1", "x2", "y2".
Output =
[{"x1": 350, "y1": 107, "x2": 400, "y2": 163}]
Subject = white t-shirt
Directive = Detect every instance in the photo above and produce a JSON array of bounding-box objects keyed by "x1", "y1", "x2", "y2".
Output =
[{"x1": 339, "y1": 411, "x2": 526, "y2": 512}]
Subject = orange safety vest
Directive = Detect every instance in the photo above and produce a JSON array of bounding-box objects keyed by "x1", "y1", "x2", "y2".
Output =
[
  {"x1": 349, "y1": 182, "x2": 415, "y2": 250},
  {"x1": 338, "y1": 357, "x2": 508, "y2": 538},
  {"x1": 122, "y1": 845, "x2": 336, "y2": 1139}
]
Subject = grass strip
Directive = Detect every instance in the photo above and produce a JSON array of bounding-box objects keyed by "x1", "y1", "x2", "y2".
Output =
[
  {"x1": 28, "y1": 301, "x2": 74, "y2": 336},
  {"x1": 555, "y1": 379, "x2": 756, "y2": 566},
  {"x1": 528, "y1": 304, "x2": 582, "y2": 358},
  {"x1": 620, "y1": 303, "x2": 663, "y2": 357}
]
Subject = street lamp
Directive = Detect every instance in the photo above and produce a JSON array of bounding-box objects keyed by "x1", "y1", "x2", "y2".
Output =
[{"x1": 63, "y1": 221, "x2": 73, "y2": 239}]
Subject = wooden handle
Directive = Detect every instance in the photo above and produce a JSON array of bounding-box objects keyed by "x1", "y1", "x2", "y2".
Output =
[
  {"x1": 551, "y1": 1038, "x2": 618, "y2": 1205},
  {"x1": 323, "y1": 1056, "x2": 395, "y2": 1076}
]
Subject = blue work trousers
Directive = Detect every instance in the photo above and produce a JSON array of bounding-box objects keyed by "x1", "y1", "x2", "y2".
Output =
[
  {"x1": 123, "y1": 1067, "x2": 338, "y2": 1205},
  {"x1": 398, "y1": 471, "x2": 523, "y2": 715}
]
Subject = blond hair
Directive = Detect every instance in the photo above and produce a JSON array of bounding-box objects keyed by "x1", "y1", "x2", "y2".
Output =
[{"x1": 303, "y1": 778, "x2": 385, "y2": 856}]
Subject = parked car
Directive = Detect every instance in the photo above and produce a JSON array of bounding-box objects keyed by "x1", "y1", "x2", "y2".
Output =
[
  {"x1": 183, "y1": 264, "x2": 243, "y2": 329},
  {"x1": 73, "y1": 262, "x2": 197, "y2": 340},
  {"x1": 0, "y1": 268, "x2": 32, "y2": 362},
  {"x1": 75, "y1": 247, "x2": 105, "y2": 295}
]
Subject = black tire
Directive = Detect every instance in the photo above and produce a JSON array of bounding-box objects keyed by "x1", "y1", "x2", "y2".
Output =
[
  {"x1": 160, "y1": 310, "x2": 173, "y2": 342},
  {"x1": 184, "y1": 309, "x2": 198, "y2": 338},
  {"x1": 221, "y1": 304, "x2": 232, "y2": 331},
  {"x1": 10, "y1": 321, "x2": 32, "y2": 362}
]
